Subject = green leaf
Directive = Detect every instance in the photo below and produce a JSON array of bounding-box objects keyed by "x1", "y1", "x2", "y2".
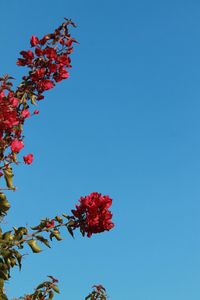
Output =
[
  {"x1": 48, "y1": 290, "x2": 54, "y2": 299},
  {"x1": 27, "y1": 239, "x2": 42, "y2": 253},
  {"x1": 14, "y1": 251, "x2": 22, "y2": 270},
  {"x1": 30, "y1": 225, "x2": 41, "y2": 230},
  {"x1": 0, "y1": 270, "x2": 9, "y2": 280},
  {"x1": 55, "y1": 215, "x2": 63, "y2": 223},
  {"x1": 66, "y1": 225, "x2": 74, "y2": 238},
  {"x1": 3, "y1": 167, "x2": 15, "y2": 189},
  {"x1": 0, "y1": 262, "x2": 8, "y2": 272},
  {"x1": 36, "y1": 281, "x2": 47, "y2": 290},
  {"x1": 2, "y1": 231, "x2": 13, "y2": 241},
  {"x1": 30, "y1": 94, "x2": 37, "y2": 105},
  {"x1": 52, "y1": 284, "x2": 60, "y2": 293},
  {"x1": 62, "y1": 213, "x2": 69, "y2": 218},
  {"x1": 13, "y1": 227, "x2": 28, "y2": 240},
  {"x1": 9, "y1": 257, "x2": 17, "y2": 267},
  {"x1": 0, "y1": 292, "x2": 8, "y2": 300},
  {"x1": 50, "y1": 230, "x2": 63, "y2": 241},
  {"x1": 0, "y1": 193, "x2": 10, "y2": 217},
  {"x1": 36, "y1": 235, "x2": 51, "y2": 248}
]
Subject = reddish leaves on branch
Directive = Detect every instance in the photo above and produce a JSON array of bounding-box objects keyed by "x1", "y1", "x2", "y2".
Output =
[
  {"x1": 0, "y1": 20, "x2": 115, "y2": 237},
  {"x1": 85, "y1": 285, "x2": 107, "y2": 300}
]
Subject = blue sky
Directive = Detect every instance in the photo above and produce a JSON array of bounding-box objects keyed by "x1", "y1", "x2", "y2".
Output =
[{"x1": 1, "y1": 0, "x2": 200, "y2": 299}]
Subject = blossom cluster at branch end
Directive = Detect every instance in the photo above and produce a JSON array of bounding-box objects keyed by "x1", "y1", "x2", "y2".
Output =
[
  {"x1": 0, "y1": 19, "x2": 77, "y2": 192},
  {"x1": 72, "y1": 192, "x2": 114, "y2": 237},
  {"x1": 16, "y1": 19, "x2": 77, "y2": 95}
]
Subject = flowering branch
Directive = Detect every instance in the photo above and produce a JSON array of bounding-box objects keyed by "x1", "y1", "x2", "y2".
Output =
[
  {"x1": 0, "y1": 19, "x2": 114, "y2": 300},
  {"x1": 0, "y1": 19, "x2": 77, "y2": 216},
  {"x1": 0, "y1": 192, "x2": 114, "y2": 295}
]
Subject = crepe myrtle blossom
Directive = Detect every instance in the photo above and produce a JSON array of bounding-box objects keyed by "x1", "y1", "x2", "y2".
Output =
[
  {"x1": 0, "y1": 20, "x2": 76, "y2": 169},
  {"x1": 21, "y1": 109, "x2": 30, "y2": 119},
  {"x1": 11, "y1": 140, "x2": 24, "y2": 153},
  {"x1": 16, "y1": 19, "x2": 77, "y2": 96},
  {"x1": 23, "y1": 154, "x2": 34, "y2": 165},
  {"x1": 30, "y1": 35, "x2": 39, "y2": 47},
  {"x1": 0, "y1": 20, "x2": 114, "y2": 300},
  {"x1": 72, "y1": 192, "x2": 114, "y2": 237},
  {"x1": 0, "y1": 90, "x2": 20, "y2": 136}
]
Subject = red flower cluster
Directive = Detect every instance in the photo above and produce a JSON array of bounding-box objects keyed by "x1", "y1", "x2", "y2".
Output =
[
  {"x1": 11, "y1": 140, "x2": 24, "y2": 153},
  {"x1": 0, "y1": 90, "x2": 20, "y2": 140},
  {"x1": 72, "y1": 192, "x2": 114, "y2": 237},
  {"x1": 0, "y1": 77, "x2": 32, "y2": 163},
  {"x1": 16, "y1": 19, "x2": 77, "y2": 97},
  {"x1": 0, "y1": 20, "x2": 77, "y2": 181}
]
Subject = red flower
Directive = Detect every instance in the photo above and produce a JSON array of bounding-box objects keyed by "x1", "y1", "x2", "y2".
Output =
[
  {"x1": 65, "y1": 38, "x2": 77, "y2": 47},
  {"x1": 35, "y1": 47, "x2": 44, "y2": 56},
  {"x1": 21, "y1": 109, "x2": 30, "y2": 119},
  {"x1": 20, "y1": 50, "x2": 34, "y2": 60},
  {"x1": 33, "y1": 110, "x2": 39, "y2": 115},
  {"x1": 39, "y1": 34, "x2": 53, "y2": 45},
  {"x1": 0, "y1": 92, "x2": 20, "y2": 133},
  {"x1": 56, "y1": 55, "x2": 70, "y2": 66},
  {"x1": 72, "y1": 192, "x2": 114, "y2": 237},
  {"x1": 53, "y1": 67, "x2": 69, "y2": 82},
  {"x1": 31, "y1": 68, "x2": 46, "y2": 81},
  {"x1": 48, "y1": 63, "x2": 57, "y2": 73},
  {"x1": 40, "y1": 79, "x2": 54, "y2": 91},
  {"x1": 17, "y1": 50, "x2": 34, "y2": 66},
  {"x1": 10, "y1": 97, "x2": 19, "y2": 108},
  {"x1": 16, "y1": 20, "x2": 76, "y2": 100},
  {"x1": 37, "y1": 95, "x2": 44, "y2": 101},
  {"x1": 23, "y1": 154, "x2": 34, "y2": 165},
  {"x1": 45, "y1": 47, "x2": 57, "y2": 60},
  {"x1": 11, "y1": 140, "x2": 24, "y2": 153},
  {"x1": 30, "y1": 35, "x2": 39, "y2": 47},
  {"x1": 16, "y1": 58, "x2": 27, "y2": 66},
  {"x1": 46, "y1": 219, "x2": 55, "y2": 228}
]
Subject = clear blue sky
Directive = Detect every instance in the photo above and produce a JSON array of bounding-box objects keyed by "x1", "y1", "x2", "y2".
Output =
[{"x1": 1, "y1": 0, "x2": 200, "y2": 299}]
